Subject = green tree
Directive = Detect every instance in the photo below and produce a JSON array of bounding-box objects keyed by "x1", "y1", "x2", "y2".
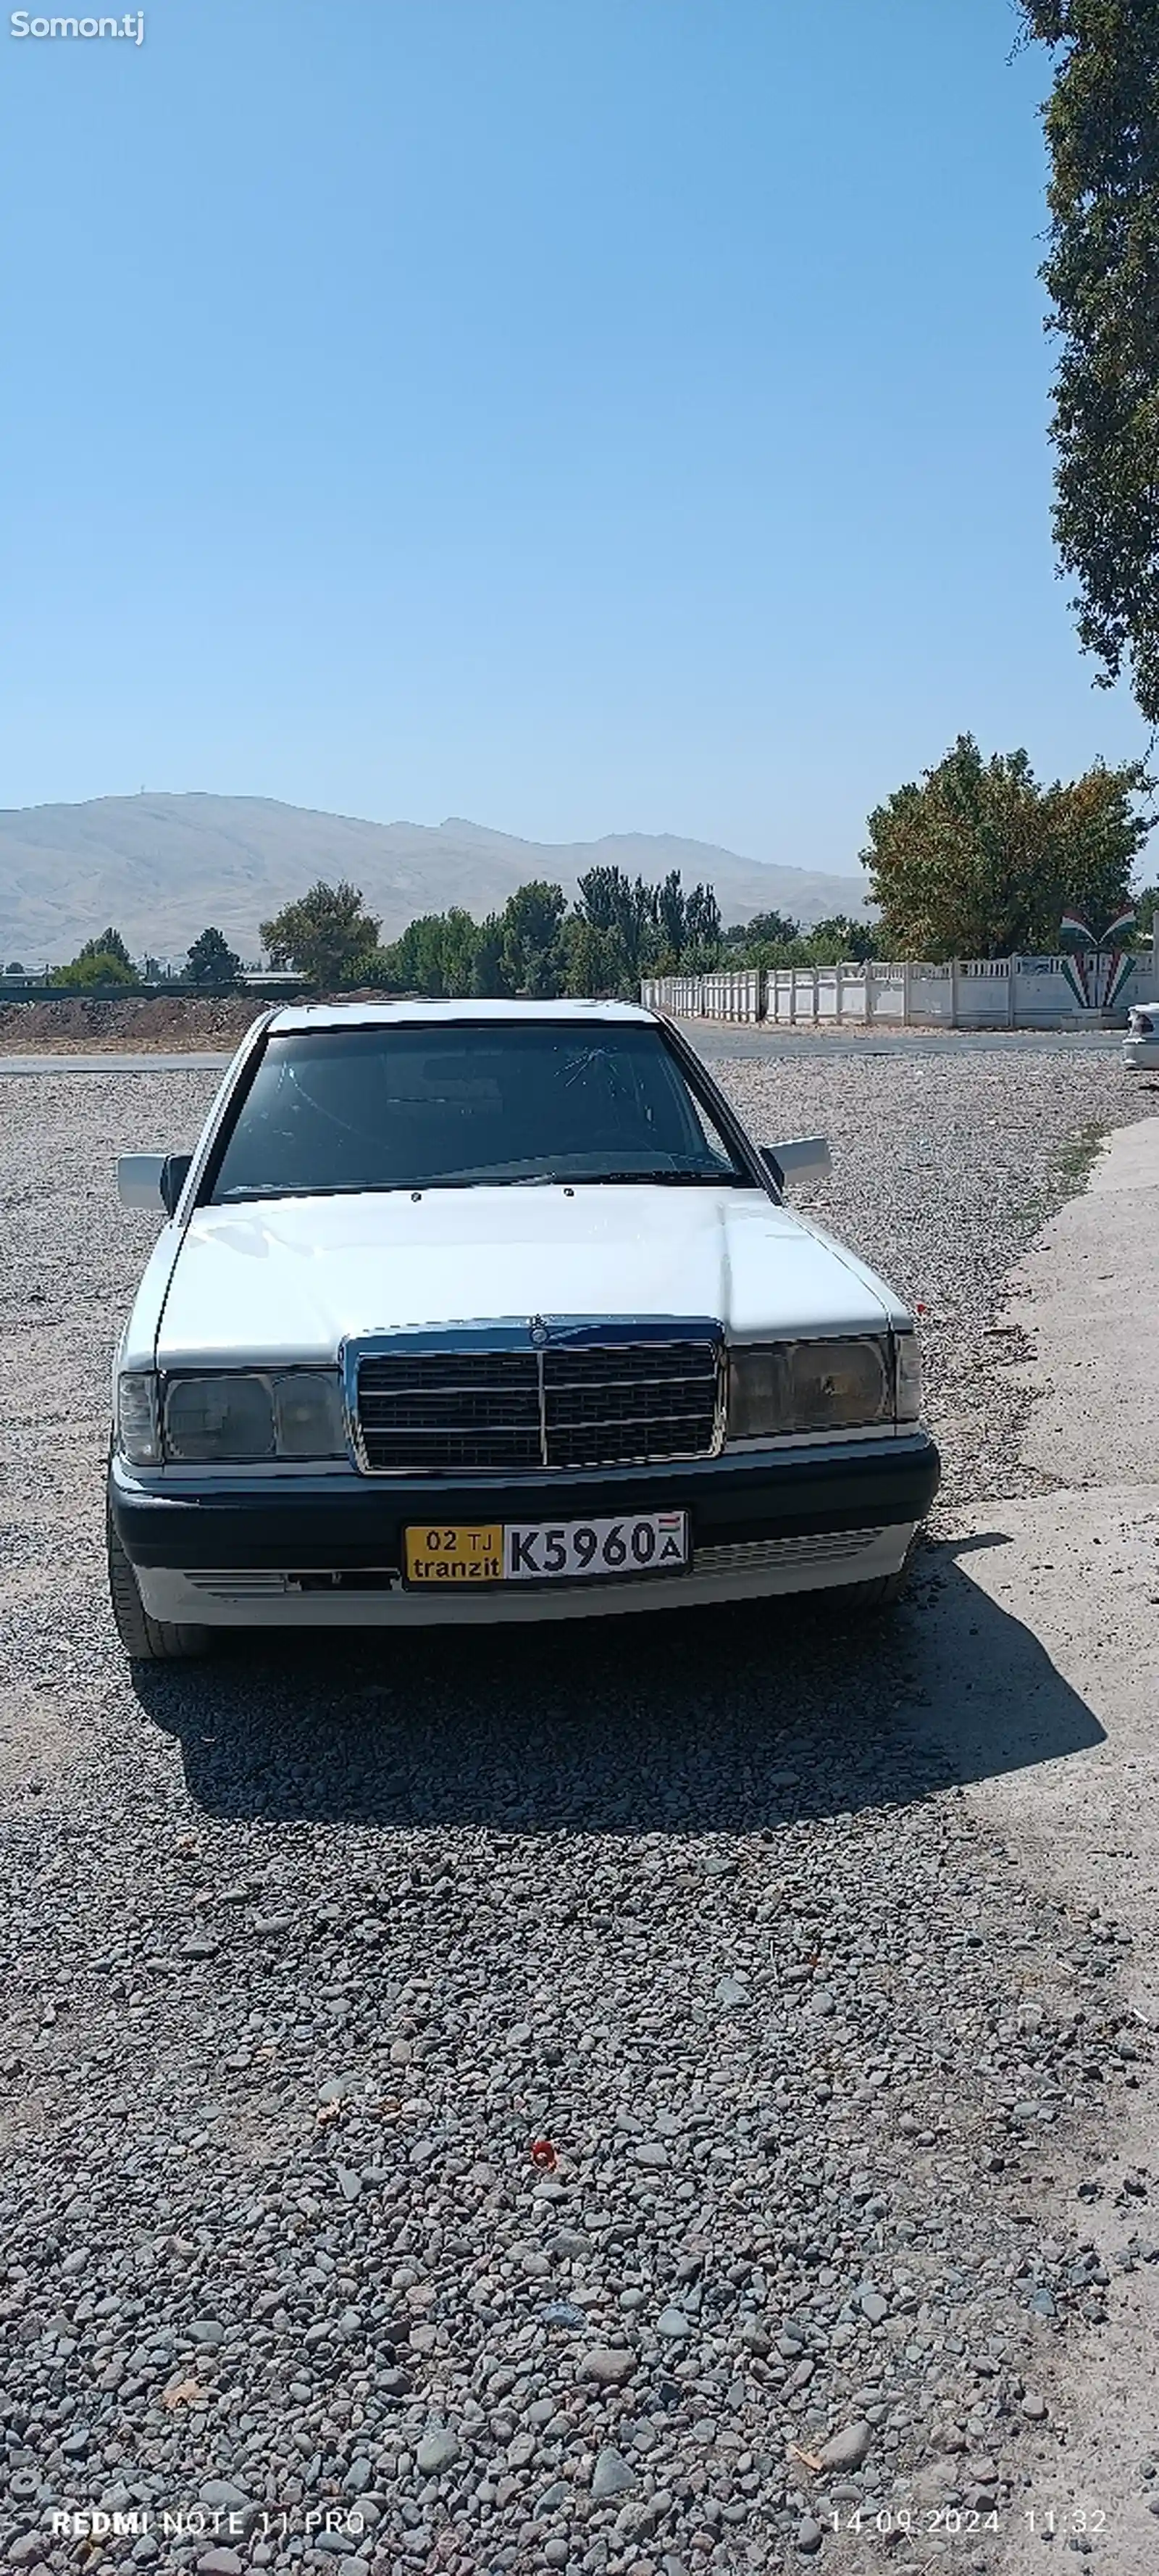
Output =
[
  {"x1": 259, "y1": 880, "x2": 380, "y2": 989},
  {"x1": 51, "y1": 947, "x2": 140, "y2": 991},
  {"x1": 1019, "y1": 2, "x2": 1159, "y2": 722},
  {"x1": 656, "y1": 869, "x2": 687, "y2": 962},
  {"x1": 684, "y1": 884, "x2": 722, "y2": 954},
  {"x1": 724, "y1": 908, "x2": 802, "y2": 951},
  {"x1": 469, "y1": 914, "x2": 511, "y2": 999},
  {"x1": 500, "y1": 881, "x2": 567, "y2": 996},
  {"x1": 575, "y1": 867, "x2": 658, "y2": 977},
  {"x1": 1133, "y1": 881, "x2": 1159, "y2": 934},
  {"x1": 185, "y1": 926, "x2": 243, "y2": 987},
  {"x1": 863, "y1": 733, "x2": 1154, "y2": 957},
  {"x1": 560, "y1": 913, "x2": 634, "y2": 998},
  {"x1": 379, "y1": 908, "x2": 480, "y2": 997},
  {"x1": 803, "y1": 915, "x2": 879, "y2": 964},
  {"x1": 75, "y1": 926, "x2": 135, "y2": 972}
]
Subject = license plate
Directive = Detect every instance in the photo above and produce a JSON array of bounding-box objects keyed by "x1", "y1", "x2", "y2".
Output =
[
  {"x1": 403, "y1": 1512, "x2": 689, "y2": 1587},
  {"x1": 403, "y1": 1525, "x2": 503, "y2": 1586}
]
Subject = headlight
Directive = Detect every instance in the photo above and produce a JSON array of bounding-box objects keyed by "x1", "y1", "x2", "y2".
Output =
[
  {"x1": 728, "y1": 1336, "x2": 892, "y2": 1438},
  {"x1": 159, "y1": 1371, "x2": 347, "y2": 1463},
  {"x1": 165, "y1": 1373, "x2": 276, "y2": 1462},
  {"x1": 271, "y1": 1370, "x2": 348, "y2": 1458},
  {"x1": 117, "y1": 1370, "x2": 161, "y2": 1465}
]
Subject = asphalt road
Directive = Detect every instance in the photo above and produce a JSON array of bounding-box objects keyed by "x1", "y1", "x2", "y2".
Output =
[
  {"x1": 0, "y1": 1025, "x2": 1130, "y2": 1076},
  {"x1": 0, "y1": 1051, "x2": 234, "y2": 1075},
  {"x1": 682, "y1": 1023, "x2": 1127, "y2": 1062}
]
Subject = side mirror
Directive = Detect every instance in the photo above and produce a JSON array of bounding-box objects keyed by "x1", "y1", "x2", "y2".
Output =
[
  {"x1": 160, "y1": 1154, "x2": 193, "y2": 1215},
  {"x1": 762, "y1": 1136, "x2": 832, "y2": 1189},
  {"x1": 117, "y1": 1154, "x2": 167, "y2": 1211},
  {"x1": 117, "y1": 1153, "x2": 192, "y2": 1214}
]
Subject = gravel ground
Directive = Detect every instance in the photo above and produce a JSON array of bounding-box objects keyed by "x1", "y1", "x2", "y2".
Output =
[{"x1": 0, "y1": 1049, "x2": 1155, "y2": 2576}]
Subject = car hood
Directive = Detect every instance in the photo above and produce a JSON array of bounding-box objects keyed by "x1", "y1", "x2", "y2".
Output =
[{"x1": 153, "y1": 1185, "x2": 908, "y2": 1367}]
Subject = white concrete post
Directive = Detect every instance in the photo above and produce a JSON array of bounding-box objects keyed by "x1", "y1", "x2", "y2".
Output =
[
  {"x1": 834, "y1": 962, "x2": 844, "y2": 1025},
  {"x1": 950, "y1": 957, "x2": 960, "y2": 1028},
  {"x1": 903, "y1": 961, "x2": 913, "y2": 1027},
  {"x1": 1008, "y1": 956, "x2": 1018, "y2": 1028},
  {"x1": 866, "y1": 962, "x2": 876, "y2": 1027}
]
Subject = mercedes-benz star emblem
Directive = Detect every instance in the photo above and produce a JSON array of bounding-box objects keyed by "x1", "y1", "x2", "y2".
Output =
[{"x1": 528, "y1": 1315, "x2": 549, "y2": 1347}]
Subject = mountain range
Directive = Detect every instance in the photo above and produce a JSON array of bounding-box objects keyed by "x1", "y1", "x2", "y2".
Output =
[{"x1": 0, "y1": 793, "x2": 869, "y2": 965}]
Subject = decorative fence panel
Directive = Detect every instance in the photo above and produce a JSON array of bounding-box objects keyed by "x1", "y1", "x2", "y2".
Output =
[{"x1": 640, "y1": 949, "x2": 1159, "y2": 1030}]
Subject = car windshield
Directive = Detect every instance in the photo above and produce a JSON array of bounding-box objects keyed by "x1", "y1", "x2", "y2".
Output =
[{"x1": 207, "y1": 1022, "x2": 751, "y2": 1202}]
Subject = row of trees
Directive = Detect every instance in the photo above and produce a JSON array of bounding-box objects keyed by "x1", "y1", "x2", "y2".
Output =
[
  {"x1": 261, "y1": 867, "x2": 735, "y2": 999},
  {"x1": 46, "y1": 926, "x2": 245, "y2": 991},
  {"x1": 256, "y1": 869, "x2": 889, "y2": 999}
]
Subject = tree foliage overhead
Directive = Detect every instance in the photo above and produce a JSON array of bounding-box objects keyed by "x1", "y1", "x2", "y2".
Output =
[
  {"x1": 1020, "y1": 0, "x2": 1159, "y2": 722},
  {"x1": 863, "y1": 732, "x2": 1154, "y2": 957}
]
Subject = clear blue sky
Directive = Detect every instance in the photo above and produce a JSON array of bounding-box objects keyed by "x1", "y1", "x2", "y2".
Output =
[{"x1": 1, "y1": 0, "x2": 1149, "y2": 877}]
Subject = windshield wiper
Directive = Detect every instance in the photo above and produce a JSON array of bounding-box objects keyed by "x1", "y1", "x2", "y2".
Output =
[
  {"x1": 212, "y1": 1167, "x2": 752, "y2": 1203},
  {"x1": 556, "y1": 1167, "x2": 750, "y2": 1187}
]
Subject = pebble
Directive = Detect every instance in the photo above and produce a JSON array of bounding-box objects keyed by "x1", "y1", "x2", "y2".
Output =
[
  {"x1": 796, "y1": 2519, "x2": 825, "y2": 2558},
  {"x1": 582, "y1": 2347, "x2": 637, "y2": 2385},
  {"x1": 821, "y1": 2422, "x2": 874, "y2": 2472},
  {"x1": 415, "y1": 2430, "x2": 461, "y2": 2475},
  {"x1": 592, "y1": 2447, "x2": 639, "y2": 2499}
]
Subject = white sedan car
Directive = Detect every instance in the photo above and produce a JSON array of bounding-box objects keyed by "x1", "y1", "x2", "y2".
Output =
[
  {"x1": 107, "y1": 1001, "x2": 940, "y2": 1659},
  {"x1": 1123, "y1": 1004, "x2": 1159, "y2": 1068}
]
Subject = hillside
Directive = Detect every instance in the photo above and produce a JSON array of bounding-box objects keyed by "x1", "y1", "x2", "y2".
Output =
[{"x1": 0, "y1": 793, "x2": 869, "y2": 964}]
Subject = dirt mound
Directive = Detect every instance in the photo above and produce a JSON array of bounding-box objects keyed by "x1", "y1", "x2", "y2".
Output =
[{"x1": 0, "y1": 993, "x2": 272, "y2": 1053}]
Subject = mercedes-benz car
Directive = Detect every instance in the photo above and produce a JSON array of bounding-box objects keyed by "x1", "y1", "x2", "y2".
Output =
[
  {"x1": 1123, "y1": 1004, "x2": 1159, "y2": 1069},
  {"x1": 106, "y1": 1000, "x2": 940, "y2": 1659}
]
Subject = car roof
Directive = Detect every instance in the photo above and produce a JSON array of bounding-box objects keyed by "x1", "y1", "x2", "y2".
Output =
[{"x1": 267, "y1": 998, "x2": 658, "y2": 1033}]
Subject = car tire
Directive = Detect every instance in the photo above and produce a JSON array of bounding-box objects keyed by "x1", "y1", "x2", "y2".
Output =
[
  {"x1": 106, "y1": 1506, "x2": 212, "y2": 1662},
  {"x1": 832, "y1": 1538, "x2": 919, "y2": 1613}
]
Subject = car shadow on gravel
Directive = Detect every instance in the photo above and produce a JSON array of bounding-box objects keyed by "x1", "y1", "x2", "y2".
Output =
[{"x1": 130, "y1": 1543, "x2": 1105, "y2": 1828}]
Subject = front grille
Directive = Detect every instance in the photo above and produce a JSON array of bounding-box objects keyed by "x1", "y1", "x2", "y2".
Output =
[
  {"x1": 356, "y1": 1336, "x2": 720, "y2": 1472},
  {"x1": 358, "y1": 1351, "x2": 541, "y2": 1472}
]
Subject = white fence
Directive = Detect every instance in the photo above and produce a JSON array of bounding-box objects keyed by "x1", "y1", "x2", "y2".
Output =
[{"x1": 642, "y1": 949, "x2": 1159, "y2": 1030}]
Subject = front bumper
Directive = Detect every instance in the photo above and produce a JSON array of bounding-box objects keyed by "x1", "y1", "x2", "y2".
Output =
[{"x1": 109, "y1": 1431, "x2": 940, "y2": 1623}]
